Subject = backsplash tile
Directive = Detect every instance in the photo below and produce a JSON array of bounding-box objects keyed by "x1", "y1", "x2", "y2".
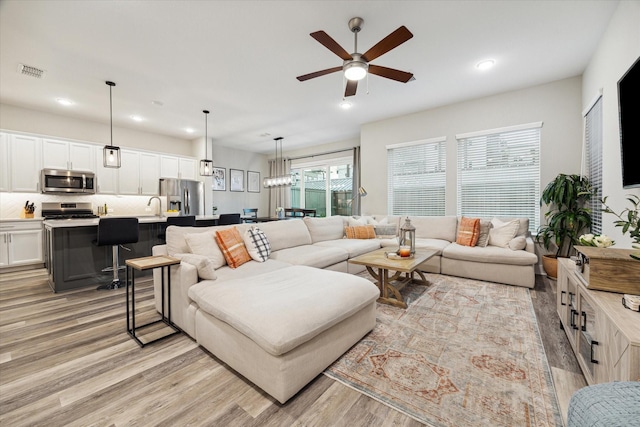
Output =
[{"x1": 0, "y1": 192, "x2": 166, "y2": 219}]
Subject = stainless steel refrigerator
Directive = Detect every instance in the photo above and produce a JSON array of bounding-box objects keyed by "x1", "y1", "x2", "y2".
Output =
[{"x1": 159, "y1": 178, "x2": 204, "y2": 216}]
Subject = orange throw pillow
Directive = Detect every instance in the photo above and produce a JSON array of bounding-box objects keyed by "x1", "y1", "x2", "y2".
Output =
[
  {"x1": 456, "y1": 217, "x2": 481, "y2": 246},
  {"x1": 215, "y1": 227, "x2": 251, "y2": 268},
  {"x1": 345, "y1": 225, "x2": 376, "y2": 239}
]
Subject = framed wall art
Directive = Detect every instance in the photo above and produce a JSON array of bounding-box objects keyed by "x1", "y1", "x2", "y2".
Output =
[
  {"x1": 247, "y1": 171, "x2": 260, "y2": 193},
  {"x1": 230, "y1": 168, "x2": 244, "y2": 192},
  {"x1": 212, "y1": 167, "x2": 226, "y2": 191}
]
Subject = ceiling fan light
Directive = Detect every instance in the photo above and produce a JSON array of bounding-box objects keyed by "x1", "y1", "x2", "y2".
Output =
[{"x1": 344, "y1": 62, "x2": 367, "y2": 81}]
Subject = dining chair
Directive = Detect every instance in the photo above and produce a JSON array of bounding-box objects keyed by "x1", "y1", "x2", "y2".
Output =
[{"x1": 242, "y1": 208, "x2": 258, "y2": 223}]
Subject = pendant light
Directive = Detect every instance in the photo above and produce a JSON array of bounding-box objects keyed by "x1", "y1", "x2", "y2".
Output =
[
  {"x1": 199, "y1": 110, "x2": 213, "y2": 176},
  {"x1": 263, "y1": 137, "x2": 292, "y2": 188},
  {"x1": 103, "y1": 81, "x2": 121, "y2": 168}
]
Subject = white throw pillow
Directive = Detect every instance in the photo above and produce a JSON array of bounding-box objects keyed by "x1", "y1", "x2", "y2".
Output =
[
  {"x1": 367, "y1": 217, "x2": 389, "y2": 225},
  {"x1": 242, "y1": 226, "x2": 271, "y2": 262},
  {"x1": 508, "y1": 235, "x2": 527, "y2": 251},
  {"x1": 348, "y1": 216, "x2": 368, "y2": 227},
  {"x1": 174, "y1": 253, "x2": 217, "y2": 280},
  {"x1": 488, "y1": 218, "x2": 520, "y2": 248},
  {"x1": 184, "y1": 231, "x2": 226, "y2": 269}
]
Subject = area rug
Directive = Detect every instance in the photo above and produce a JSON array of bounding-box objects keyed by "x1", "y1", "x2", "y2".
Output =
[{"x1": 324, "y1": 273, "x2": 563, "y2": 427}]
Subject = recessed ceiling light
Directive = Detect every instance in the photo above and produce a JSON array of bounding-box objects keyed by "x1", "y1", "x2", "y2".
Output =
[
  {"x1": 339, "y1": 100, "x2": 352, "y2": 110},
  {"x1": 130, "y1": 115, "x2": 144, "y2": 122},
  {"x1": 56, "y1": 98, "x2": 74, "y2": 106},
  {"x1": 185, "y1": 128, "x2": 195, "y2": 134},
  {"x1": 476, "y1": 59, "x2": 495, "y2": 71}
]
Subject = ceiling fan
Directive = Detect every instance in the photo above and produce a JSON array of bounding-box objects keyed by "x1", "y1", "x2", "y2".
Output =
[{"x1": 296, "y1": 17, "x2": 414, "y2": 97}]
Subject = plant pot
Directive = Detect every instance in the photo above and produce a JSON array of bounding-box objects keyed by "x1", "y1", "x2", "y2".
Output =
[{"x1": 542, "y1": 254, "x2": 559, "y2": 279}]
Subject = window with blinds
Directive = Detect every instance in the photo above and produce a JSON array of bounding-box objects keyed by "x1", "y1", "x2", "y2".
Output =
[
  {"x1": 387, "y1": 137, "x2": 446, "y2": 216},
  {"x1": 585, "y1": 96, "x2": 603, "y2": 234},
  {"x1": 456, "y1": 123, "x2": 541, "y2": 232}
]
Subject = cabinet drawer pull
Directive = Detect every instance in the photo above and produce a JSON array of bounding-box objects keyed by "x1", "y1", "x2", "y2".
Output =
[
  {"x1": 570, "y1": 309, "x2": 579, "y2": 330},
  {"x1": 560, "y1": 291, "x2": 566, "y2": 306},
  {"x1": 590, "y1": 340, "x2": 599, "y2": 364},
  {"x1": 581, "y1": 311, "x2": 587, "y2": 331}
]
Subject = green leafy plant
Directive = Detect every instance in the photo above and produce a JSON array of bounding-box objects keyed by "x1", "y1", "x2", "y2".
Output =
[
  {"x1": 601, "y1": 195, "x2": 639, "y2": 260},
  {"x1": 536, "y1": 174, "x2": 593, "y2": 258}
]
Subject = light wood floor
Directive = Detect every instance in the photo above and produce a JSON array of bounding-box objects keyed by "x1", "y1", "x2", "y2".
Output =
[{"x1": 0, "y1": 269, "x2": 585, "y2": 426}]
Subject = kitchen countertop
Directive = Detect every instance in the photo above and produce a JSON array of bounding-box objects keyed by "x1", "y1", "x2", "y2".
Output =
[
  {"x1": 42, "y1": 214, "x2": 219, "y2": 228},
  {"x1": 0, "y1": 218, "x2": 44, "y2": 223}
]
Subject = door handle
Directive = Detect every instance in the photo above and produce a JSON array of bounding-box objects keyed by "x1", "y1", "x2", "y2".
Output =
[
  {"x1": 560, "y1": 291, "x2": 566, "y2": 306},
  {"x1": 581, "y1": 311, "x2": 587, "y2": 331},
  {"x1": 590, "y1": 340, "x2": 599, "y2": 364}
]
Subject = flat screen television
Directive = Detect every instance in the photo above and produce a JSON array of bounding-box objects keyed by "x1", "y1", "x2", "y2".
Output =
[{"x1": 618, "y1": 56, "x2": 640, "y2": 189}]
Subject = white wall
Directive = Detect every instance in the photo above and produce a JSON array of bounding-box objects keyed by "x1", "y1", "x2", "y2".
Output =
[
  {"x1": 191, "y1": 139, "x2": 270, "y2": 216},
  {"x1": 0, "y1": 103, "x2": 194, "y2": 156},
  {"x1": 582, "y1": 0, "x2": 640, "y2": 249},
  {"x1": 360, "y1": 76, "x2": 584, "y2": 218}
]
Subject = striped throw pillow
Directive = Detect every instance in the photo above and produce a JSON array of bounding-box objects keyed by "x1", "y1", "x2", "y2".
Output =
[
  {"x1": 456, "y1": 217, "x2": 481, "y2": 246},
  {"x1": 215, "y1": 227, "x2": 251, "y2": 268},
  {"x1": 243, "y1": 226, "x2": 271, "y2": 262},
  {"x1": 345, "y1": 225, "x2": 376, "y2": 239}
]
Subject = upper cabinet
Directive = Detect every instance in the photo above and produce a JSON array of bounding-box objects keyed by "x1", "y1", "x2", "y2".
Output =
[
  {"x1": 119, "y1": 150, "x2": 160, "y2": 195},
  {"x1": 0, "y1": 131, "x2": 196, "y2": 196},
  {"x1": 9, "y1": 134, "x2": 42, "y2": 193},
  {"x1": 95, "y1": 147, "x2": 118, "y2": 194},
  {"x1": 42, "y1": 139, "x2": 95, "y2": 171},
  {"x1": 160, "y1": 155, "x2": 197, "y2": 180}
]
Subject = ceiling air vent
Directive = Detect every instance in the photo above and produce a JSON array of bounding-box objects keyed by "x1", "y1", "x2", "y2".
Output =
[{"x1": 17, "y1": 64, "x2": 46, "y2": 79}]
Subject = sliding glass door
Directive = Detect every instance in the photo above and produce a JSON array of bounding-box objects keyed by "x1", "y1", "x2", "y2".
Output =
[{"x1": 290, "y1": 157, "x2": 352, "y2": 217}]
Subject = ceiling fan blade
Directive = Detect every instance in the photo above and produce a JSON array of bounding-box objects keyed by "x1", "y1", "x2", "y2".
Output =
[
  {"x1": 361, "y1": 26, "x2": 413, "y2": 62},
  {"x1": 296, "y1": 66, "x2": 342, "y2": 82},
  {"x1": 368, "y1": 64, "x2": 414, "y2": 83},
  {"x1": 310, "y1": 31, "x2": 352, "y2": 61},
  {"x1": 344, "y1": 79, "x2": 358, "y2": 97}
]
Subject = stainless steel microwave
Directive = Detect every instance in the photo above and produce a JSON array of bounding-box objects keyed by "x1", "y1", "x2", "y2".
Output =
[{"x1": 41, "y1": 169, "x2": 96, "y2": 194}]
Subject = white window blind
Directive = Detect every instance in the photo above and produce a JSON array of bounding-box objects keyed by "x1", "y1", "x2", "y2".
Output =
[
  {"x1": 456, "y1": 124, "x2": 541, "y2": 232},
  {"x1": 585, "y1": 96, "x2": 603, "y2": 234},
  {"x1": 387, "y1": 138, "x2": 446, "y2": 216}
]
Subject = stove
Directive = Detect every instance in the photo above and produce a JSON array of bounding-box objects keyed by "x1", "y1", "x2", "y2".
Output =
[{"x1": 42, "y1": 202, "x2": 99, "y2": 219}]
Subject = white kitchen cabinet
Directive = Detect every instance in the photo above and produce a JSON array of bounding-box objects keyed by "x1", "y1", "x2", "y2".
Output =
[
  {"x1": 140, "y1": 152, "x2": 160, "y2": 194},
  {"x1": 10, "y1": 134, "x2": 42, "y2": 192},
  {"x1": 42, "y1": 139, "x2": 95, "y2": 171},
  {"x1": 179, "y1": 158, "x2": 196, "y2": 180},
  {"x1": 160, "y1": 155, "x2": 197, "y2": 180},
  {"x1": 160, "y1": 156, "x2": 180, "y2": 179},
  {"x1": 95, "y1": 147, "x2": 118, "y2": 194},
  {"x1": 0, "y1": 133, "x2": 9, "y2": 192},
  {"x1": 0, "y1": 221, "x2": 44, "y2": 268},
  {"x1": 119, "y1": 149, "x2": 160, "y2": 195}
]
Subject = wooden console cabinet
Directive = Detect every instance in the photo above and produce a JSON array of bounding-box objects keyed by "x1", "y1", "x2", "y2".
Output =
[{"x1": 557, "y1": 257, "x2": 640, "y2": 384}]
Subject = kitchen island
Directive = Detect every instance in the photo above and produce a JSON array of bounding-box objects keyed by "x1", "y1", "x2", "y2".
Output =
[{"x1": 44, "y1": 215, "x2": 218, "y2": 292}]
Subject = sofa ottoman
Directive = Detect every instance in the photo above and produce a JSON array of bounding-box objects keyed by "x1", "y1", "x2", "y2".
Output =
[{"x1": 188, "y1": 265, "x2": 379, "y2": 403}]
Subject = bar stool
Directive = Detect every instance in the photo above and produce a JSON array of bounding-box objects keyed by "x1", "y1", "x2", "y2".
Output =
[
  {"x1": 95, "y1": 217, "x2": 139, "y2": 290},
  {"x1": 218, "y1": 213, "x2": 242, "y2": 225},
  {"x1": 158, "y1": 215, "x2": 196, "y2": 241}
]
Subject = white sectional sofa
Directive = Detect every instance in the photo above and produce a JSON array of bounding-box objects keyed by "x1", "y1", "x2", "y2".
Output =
[{"x1": 152, "y1": 214, "x2": 538, "y2": 403}]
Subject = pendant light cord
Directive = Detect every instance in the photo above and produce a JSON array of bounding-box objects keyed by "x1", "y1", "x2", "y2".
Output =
[
  {"x1": 106, "y1": 81, "x2": 116, "y2": 146},
  {"x1": 203, "y1": 110, "x2": 209, "y2": 158}
]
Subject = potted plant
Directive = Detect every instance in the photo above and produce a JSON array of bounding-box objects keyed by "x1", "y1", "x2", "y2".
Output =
[{"x1": 536, "y1": 174, "x2": 593, "y2": 278}]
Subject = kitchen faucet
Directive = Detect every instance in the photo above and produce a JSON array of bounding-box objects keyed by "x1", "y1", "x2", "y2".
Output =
[{"x1": 147, "y1": 196, "x2": 163, "y2": 217}]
